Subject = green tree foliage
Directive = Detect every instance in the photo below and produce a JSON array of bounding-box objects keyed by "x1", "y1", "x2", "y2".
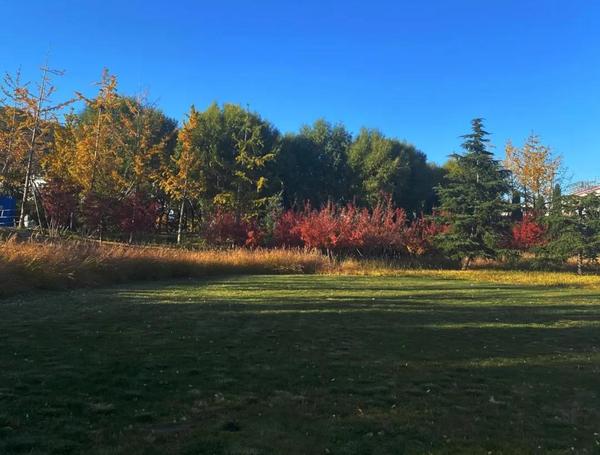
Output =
[
  {"x1": 171, "y1": 102, "x2": 280, "y2": 219},
  {"x1": 278, "y1": 119, "x2": 353, "y2": 207},
  {"x1": 348, "y1": 128, "x2": 443, "y2": 214},
  {"x1": 542, "y1": 193, "x2": 600, "y2": 274},
  {"x1": 436, "y1": 118, "x2": 511, "y2": 267}
]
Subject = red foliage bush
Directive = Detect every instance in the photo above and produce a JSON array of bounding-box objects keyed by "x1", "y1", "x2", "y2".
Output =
[
  {"x1": 204, "y1": 210, "x2": 265, "y2": 248},
  {"x1": 297, "y1": 202, "x2": 345, "y2": 251},
  {"x1": 79, "y1": 192, "x2": 119, "y2": 235},
  {"x1": 272, "y1": 197, "x2": 442, "y2": 257},
  {"x1": 273, "y1": 210, "x2": 304, "y2": 247},
  {"x1": 405, "y1": 216, "x2": 446, "y2": 256},
  {"x1": 116, "y1": 192, "x2": 160, "y2": 236},
  {"x1": 511, "y1": 212, "x2": 546, "y2": 250},
  {"x1": 41, "y1": 179, "x2": 80, "y2": 228},
  {"x1": 358, "y1": 198, "x2": 407, "y2": 254}
]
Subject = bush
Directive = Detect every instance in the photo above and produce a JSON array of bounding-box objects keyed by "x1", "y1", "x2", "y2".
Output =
[
  {"x1": 273, "y1": 197, "x2": 444, "y2": 257},
  {"x1": 511, "y1": 213, "x2": 546, "y2": 250},
  {"x1": 116, "y1": 192, "x2": 160, "y2": 239},
  {"x1": 40, "y1": 178, "x2": 80, "y2": 229},
  {"x1": 203, "y1": 210, "x2": 265, "y2": 248}
]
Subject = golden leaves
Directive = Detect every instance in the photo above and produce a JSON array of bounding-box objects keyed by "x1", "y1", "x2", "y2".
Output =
[{"x1": 504, "y1": 134, "x2": 563, "y2": 205}]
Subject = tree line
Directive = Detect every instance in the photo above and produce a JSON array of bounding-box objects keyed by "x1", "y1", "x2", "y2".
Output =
[
  {"x1": 1, "y1": 67, "x2": 599, "y2": 272},
  {"x1": 0, "y1": 68, "x2": 443, "y2": 235}
]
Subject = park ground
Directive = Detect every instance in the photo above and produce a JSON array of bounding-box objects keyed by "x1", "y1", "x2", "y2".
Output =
[{"x1": 1, "y1": 274, "x2": 599, "y2": 454}]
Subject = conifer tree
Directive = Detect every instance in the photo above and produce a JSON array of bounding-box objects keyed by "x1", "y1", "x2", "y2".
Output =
[
  {"x1": 436, "y1": 118, "x2": 511, "y2": 268},
  {"x1": 543, "y1": 193, "x2": 600, "y2": 275}
]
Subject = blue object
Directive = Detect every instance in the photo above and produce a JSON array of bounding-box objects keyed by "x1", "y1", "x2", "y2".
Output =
[{"x1": 0, "y1": 196, "x2": 16, "y2": 227}]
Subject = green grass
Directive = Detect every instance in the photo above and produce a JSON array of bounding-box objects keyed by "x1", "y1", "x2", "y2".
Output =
[{"x1": 1, "y1": 275, "x2": 600, "y2": 454}]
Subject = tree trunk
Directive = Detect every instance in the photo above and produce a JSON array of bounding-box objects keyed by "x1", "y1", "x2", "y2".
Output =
[
  {"x1": 18, "y1": 69, "x2": 49, "y2": 228},
  {"x1": 461, "y1": 256, "x2": 471, "y2": 270},
  {"x1": 32, "y1": 183, "x2": 43, "y2": 229},
  {"x1": 177, "y1": 197, "x2": 186, "y2": 245},
  {"x1": 18, "y1": 136, "x2": 37, "y2": 228},
  {"x1": 577, "y1": 252, "x2": 583, "y2": 276}
]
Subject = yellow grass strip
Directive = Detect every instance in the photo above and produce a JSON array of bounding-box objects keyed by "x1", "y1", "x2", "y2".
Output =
[{"x1": 329, "y1": 258, "x2": 600, "y2": 289}]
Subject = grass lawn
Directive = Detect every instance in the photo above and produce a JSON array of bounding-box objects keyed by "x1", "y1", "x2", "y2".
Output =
[{"x1": 1, "y1": 275, "x2": 600, "y2": 454}]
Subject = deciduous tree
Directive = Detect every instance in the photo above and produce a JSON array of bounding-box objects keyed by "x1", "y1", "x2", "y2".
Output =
[
  {"x1": 504, "y1": 134, "x2": 563, "y2": 211},
  {"x1": 15, "y1": 65, "x2": 71, "y2": 228},
  {"x1": 162, "y1": 106, "x2": 204, "y2": 243}
]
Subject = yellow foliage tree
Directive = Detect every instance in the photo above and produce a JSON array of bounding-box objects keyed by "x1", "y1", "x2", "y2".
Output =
[
  {"x1": 162, "y1": 106, "x2": 204, "y2": 243},
  {"x1": 72, "y1": 69, "x2": 123, "y2": 196},
  {"x1": 504, "y1": 134, "x2": 563, "y2": 209},
  {"x1": 0, "y1": 70, "x2": 29, "y2": 195}
]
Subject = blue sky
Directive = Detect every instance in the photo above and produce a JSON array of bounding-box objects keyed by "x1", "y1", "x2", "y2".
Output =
[{"x1": 1, "y1": 0, "x2": 599, "y2": 182}]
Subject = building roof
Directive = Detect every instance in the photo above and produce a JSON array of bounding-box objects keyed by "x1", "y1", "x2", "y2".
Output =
[{"x1": 572, "y1": 185, "x2": 600, "y2": 196}]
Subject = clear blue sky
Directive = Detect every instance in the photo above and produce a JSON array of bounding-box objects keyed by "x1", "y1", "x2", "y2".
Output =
[{"x1": 1, "y1": 0, "x2": 599, "y2": 182}]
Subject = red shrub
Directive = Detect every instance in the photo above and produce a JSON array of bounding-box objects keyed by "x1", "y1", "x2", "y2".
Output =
[
  {"x1": 405, "y1": 216, "x2": 446, "y2": 256},
  {"x1": 79, "y1": 192, "x2": 119, "y2": 235},
  {"x1": 511, "y1": 213, "x2": 546, "y2": 250},
  {"x1": 204, "y1": 210, "x2": 265, "y2": 248},
  {"x1": 278, "y1": 196, "x2": 441, "y2": 257},
  {"x1": 116, "y1": 192, "x2": 160, "y2": 236},
  {"x1": 273, "y1": 210, "x2": 303, "y2": 247},
  {"x1": 359, "y1": 198, "x2": 408, "y2": 254},
  {"x1": 41, "y1": 179, "x2": 80, "y2": 228},
  {"x1": 244, "y1": 226, "x2": 264, "y2": 249}
]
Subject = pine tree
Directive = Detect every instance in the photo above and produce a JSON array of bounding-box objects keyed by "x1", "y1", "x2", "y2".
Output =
[
  {"x1": 436, "y1": 118, "x2": 511, "y2": 268},
  {"x1": 543, "y1": 194, "x2": 600, "y2": 275},
  {"x1": 550, "y1": 183, "x2": 562, "y2": 215}
]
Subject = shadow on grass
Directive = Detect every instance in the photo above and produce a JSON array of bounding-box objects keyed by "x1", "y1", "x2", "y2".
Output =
[{"x1": 1, "y1": 275, "x2": 600, "y2": 454}]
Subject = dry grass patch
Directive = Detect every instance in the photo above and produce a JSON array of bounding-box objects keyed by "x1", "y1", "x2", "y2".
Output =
[
  {"x1": 0, "y1": 238, "x2": 328, "y2": 297},
  {"x1": 2, "y1": 238, "x2": 600, "y2": 298}
]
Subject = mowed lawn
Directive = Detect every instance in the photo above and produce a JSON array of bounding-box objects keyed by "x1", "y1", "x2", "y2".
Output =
[{"x1": 1, "y1": 276, "x2": 600, "y2": 454}]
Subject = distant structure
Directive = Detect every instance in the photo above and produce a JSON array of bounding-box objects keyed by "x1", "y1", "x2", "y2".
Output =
[
  {"x1": 0, "y1": 196, "x2": 16, "y2": 227},
  {"x1": 569, "y1": 180, "x2": 600, "y2": 197}
]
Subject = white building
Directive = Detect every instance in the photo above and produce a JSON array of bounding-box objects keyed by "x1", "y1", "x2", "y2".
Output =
[{"x1": 572, "y1": 185, "x2": 600, "y2": 197}]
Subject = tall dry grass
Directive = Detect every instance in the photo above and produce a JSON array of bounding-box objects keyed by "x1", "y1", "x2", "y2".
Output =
[
  {"x1": 2, "y1": 238, "x2": 600, "y2": 298},
  {"x1": 0, "y1": 238, "x2": 328, "y2": 298}
]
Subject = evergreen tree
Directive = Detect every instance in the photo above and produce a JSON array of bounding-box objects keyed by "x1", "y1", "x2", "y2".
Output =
[
  {"x1": 550, "y1": 183, "x2": 562, "y2": 215},
  {"x1": 436, "y1": 118, "x2": 511, "y2": 268},
  {"x1": 542, "y1": 193, "x2": 600, "y2": 275}
]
